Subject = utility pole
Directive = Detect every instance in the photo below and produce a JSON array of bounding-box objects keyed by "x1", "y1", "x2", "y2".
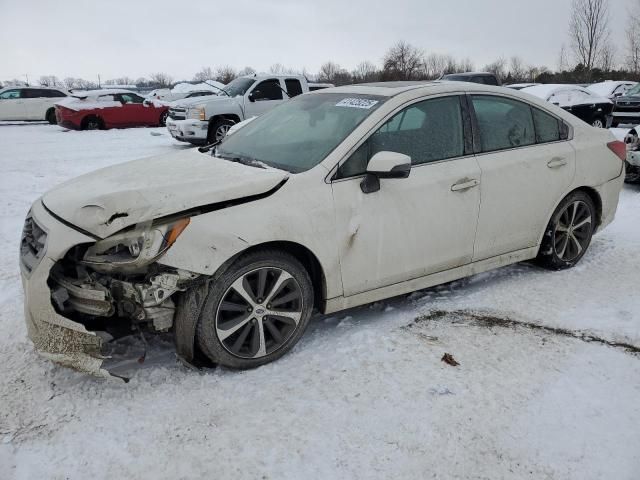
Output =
[
  {"x1": 98, "y1": 74, "x2": 101, "y2": 88},
  {"x1": 24, "y1": 74, "x2": 29, "y2": 86}
]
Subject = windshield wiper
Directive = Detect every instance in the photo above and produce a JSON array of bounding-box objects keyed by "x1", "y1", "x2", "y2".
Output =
[{"x1": 216, "y1": 153, "x2": 266, "y2": 169}]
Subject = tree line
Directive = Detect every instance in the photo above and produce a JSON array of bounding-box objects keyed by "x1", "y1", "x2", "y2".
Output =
[{"x1": 3, "y1": 0, "x2": 640, "y2": 90}]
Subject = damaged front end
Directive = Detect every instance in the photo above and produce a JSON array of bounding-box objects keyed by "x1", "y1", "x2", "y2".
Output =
[{"x1": 21, "y1": 203, "x2": 201, "y2": 380}]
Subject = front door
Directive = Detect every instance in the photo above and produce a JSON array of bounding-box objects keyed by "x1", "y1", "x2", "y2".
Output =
[
  {"x1": 244, "y1": 79, "x2": 286, "y2": 118},
  {"x1": 0, "y1": 89, "x2": 26, "y2": 120},
  {"x1": 331, "y1": 95, "x2": 481, "y2": 296},
  {"x1": 469, "y1": 94, "x2": 576, "y2": 261}
]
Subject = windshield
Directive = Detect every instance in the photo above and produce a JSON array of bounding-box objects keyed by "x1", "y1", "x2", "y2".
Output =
[
  {"x1": 222, "y1": 77, "x2": 255, "y2": 97},
  {"x1": 626, "y1": 84, "x2": 640, "y2": 96},
  {"x1": 216, "y1": 93, "x2": 386, "y2": 173}
]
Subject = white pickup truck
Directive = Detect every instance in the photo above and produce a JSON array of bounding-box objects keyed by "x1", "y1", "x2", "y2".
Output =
[{"x1": 166, "y1": 74, "x2": 311, "y2": 145}]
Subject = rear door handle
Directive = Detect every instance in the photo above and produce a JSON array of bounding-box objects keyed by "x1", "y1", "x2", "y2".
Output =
[
  {"x1": 451, "y1": 178, "x2": 480, "y2": 192},
  {"x1": 547, "y1": 157, "x2": 567, "y2": 168}
]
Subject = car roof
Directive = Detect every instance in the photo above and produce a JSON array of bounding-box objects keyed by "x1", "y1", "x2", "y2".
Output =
[
  {"x1": 71, "y1": 88, "x2": 138, "y2": 98},
  {"x1": 520, "y1": 84, "x2": 590, "y2": 99},
  {"x1": 317, "y1": 80, "x2": 508, "y2": 97}
]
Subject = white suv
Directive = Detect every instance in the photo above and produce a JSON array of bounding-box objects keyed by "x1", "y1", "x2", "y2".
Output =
[
  {"x1": 0, "y1": 86, "x2": 68, "y2": 123},
  {"x1": 20, "y1": 82, "x2": 625, "y2": 378}
]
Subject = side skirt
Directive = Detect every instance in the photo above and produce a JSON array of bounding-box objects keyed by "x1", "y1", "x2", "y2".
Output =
[{"x1": 324, "y1": 246, "x2": 538, "y2": 314}]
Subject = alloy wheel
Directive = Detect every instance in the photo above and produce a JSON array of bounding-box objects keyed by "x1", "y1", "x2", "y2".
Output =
[
  {"x1": 592, "y1": 118, "x2": 604, "y2": 128},
  {"x1": 215, "y1": 267, "x2": 303, "y2": 359},
  {"x1": 215, "y1": 124, "x2": 231, "y2": 141},
  {"x1": 553, "y1": 200, "x2": 592, "y2": 262}
]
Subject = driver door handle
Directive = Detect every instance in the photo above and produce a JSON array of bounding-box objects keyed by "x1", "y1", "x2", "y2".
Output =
[
  {"x1": 451, "y1": 178, "x2": 480, "y2": 192},
  {"x1": 547, "y1": 157, "x2": 567, "y2": 168}
]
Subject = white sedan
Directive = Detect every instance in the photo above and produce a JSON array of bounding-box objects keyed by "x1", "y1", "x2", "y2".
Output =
[
  {"x1": 20, "y1": 82, "x2": 625, "y2": 377},
  {"x1": 0, "y1": 86, "x2": 68, "y2": 123}
]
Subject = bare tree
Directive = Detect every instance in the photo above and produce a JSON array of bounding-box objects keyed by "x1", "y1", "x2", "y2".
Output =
[
  {"x1": 317, "y1": 61, "x2": 343, "y2": 83},
  {"x1": 237, "y1": 66, "x2": 256, "y2": 76},
  {"x1": 38, "y1": 75, "x2": 61, "y2": 87},
  {"x1": 382, "y1": 41, "x2": 423, "y2": 80},
  {"x1": 598, "y1": 41, "x2": 617, "y2": 70},
  {"x1": 214, "y1": 65, "x2": 236, "y2": 84},
  {"x1": 193, "y1": 67, "x2": 215, "y2": 82},
  {"x1": 424, "y1": 53, "x2": 447, "y2": 78},
  {"x1": 352, "y1": 61, "x2": 379, "y2": 83},
  {"x1": 569, "y1": 0, "x2": 611, "y2": 71},
  {"x1": 459, "y1": 57, "x2": 475, "y2": 73},
  {"x1": 508, "y1": 56, "x2": 527, "y2": 82},
  {"x1": 483, "y1": 57, "x2": 507, "y2": 80},
  {"x1": 149, "y1": 72, "x2": 173, "y2": 88},
  {"x1": 626, "y1": 1, "x2": 640, "y2": 73}
]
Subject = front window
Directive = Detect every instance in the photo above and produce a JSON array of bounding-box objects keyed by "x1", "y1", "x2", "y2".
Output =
[
  {"x1": 222, "y1": 77, "x2": 255, "y2": 97},
  {"x1": 337, "y1": 95, "x2": 465, "y2": 178},
  {"x1": 216, "y1": 93, "x2": 385, "y2": 173}
]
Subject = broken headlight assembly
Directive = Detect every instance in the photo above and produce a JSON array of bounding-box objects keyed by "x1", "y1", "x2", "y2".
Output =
[{"x1": 81, "y1": 218, "x2": 190, "y2": 272}]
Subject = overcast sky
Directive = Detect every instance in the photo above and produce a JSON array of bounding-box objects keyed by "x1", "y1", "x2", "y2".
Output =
[{"x1": 0, "y1": 0, "x2": 634, "y2": 83}]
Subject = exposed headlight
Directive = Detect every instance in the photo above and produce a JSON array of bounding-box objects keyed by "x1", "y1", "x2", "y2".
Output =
[
  {"x1": 187, "y1": 107, "x2": 206, "y2": 121},
  {"x1": 81, "y1": 218, "x2": 190, "y2": 272}
]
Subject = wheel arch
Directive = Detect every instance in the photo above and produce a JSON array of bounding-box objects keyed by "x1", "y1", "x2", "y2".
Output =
[
  {"x1": 537, "y1": 186, "x2": 603, "y2": 247},
  {"x1": 45, "y1": 107, "x2": 56, "y2": 121},
  {"x1": 209, "y1": 114, "x2": 241, "y2": 127},
  {"x1": 225, "y1": 241, "x2": 328, "y2": 313},
  {"x1": 81, "y1": 114, "x2": 104, "y2": 130}
]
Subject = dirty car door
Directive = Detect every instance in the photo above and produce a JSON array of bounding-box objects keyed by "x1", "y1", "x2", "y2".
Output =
[{"x1": 331, "y1": 95, "x2": 481, "y2": 296}]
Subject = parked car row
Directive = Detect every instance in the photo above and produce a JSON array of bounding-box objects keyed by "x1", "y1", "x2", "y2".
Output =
[{"x1": 165, "y1": 75, "x2": 337, "y2": 144}]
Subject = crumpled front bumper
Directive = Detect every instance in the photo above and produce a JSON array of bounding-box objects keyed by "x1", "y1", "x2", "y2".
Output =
[{"x1": 20, "y1": 200, "x2": 113, "y2": 379}]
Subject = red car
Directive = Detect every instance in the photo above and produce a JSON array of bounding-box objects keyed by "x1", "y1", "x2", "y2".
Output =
[{"x1": 55, "y1": 89, "x2": 169, "y2": 130}]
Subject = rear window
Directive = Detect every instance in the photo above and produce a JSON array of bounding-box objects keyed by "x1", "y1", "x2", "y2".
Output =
[{"x1": 285, "y1": 79, "x2": 303, "y2": 97}]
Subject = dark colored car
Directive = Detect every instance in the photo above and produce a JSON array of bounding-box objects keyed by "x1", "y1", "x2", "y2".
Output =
[
  {"x1": 55, "y1": 89, "x2": 169, "y2": 130},
  {"x1": 521, "y1": 85, "x2": 613, "y2": 128},
  {"x1": 440, "y1": 72, "x2": 502, "y2": 86},
  {"x1": 608, "y1": 83, "x2": 640, "y2": 127}
]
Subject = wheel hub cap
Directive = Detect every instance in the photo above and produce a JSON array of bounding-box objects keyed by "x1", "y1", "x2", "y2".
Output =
[{"x1": 215, "y1": 267, "x2": 303, "y2": 359}]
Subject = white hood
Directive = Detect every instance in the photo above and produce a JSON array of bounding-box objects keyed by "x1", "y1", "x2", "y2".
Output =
[{"x1": 42, "y1": 149, "x2": 289, "y2": 238}]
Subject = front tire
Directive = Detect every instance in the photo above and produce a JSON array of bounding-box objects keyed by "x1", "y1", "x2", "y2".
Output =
[
  {"x1": 159, "y1": 110, "x2": 168, "y2": 126},
  {"x1": 536, "y1": 191, "x2": 596, "y2": 270},
  {"x1": 206, "y1": 118, "x2": 234, "y2": 143},
  {"x1": 196, "y1": 250, "x2": 314, "y2": 369}
]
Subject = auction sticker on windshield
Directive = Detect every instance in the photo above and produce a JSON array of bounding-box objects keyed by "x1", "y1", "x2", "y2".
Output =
[{"x1": 335, "y1": 98, "x2": 379, "y2": 109}]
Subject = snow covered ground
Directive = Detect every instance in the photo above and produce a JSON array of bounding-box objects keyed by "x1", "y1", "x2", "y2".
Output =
[{"x1": 0, "y1": 123, "x2": 639, "y2": 479}]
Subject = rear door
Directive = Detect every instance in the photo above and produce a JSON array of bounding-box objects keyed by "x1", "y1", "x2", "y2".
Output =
[
  {"x1": 469, "y1": 94, "x2": 576, "y2": 261},
  {"x1": 0, "y1": 89, "x2": 26, "y2": 120},
  {"x1": 331, "y1": 94, "x2": 481, "y2": 296}
]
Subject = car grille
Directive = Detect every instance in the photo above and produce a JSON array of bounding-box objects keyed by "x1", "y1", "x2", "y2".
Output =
[
  {"x1": 614, "y1": 100, "x2": 640, "y2": 112},
  {"x1": 20, "y1": 214, "x2": 47, "y2": 273},
  {"x1": 169, "y1": 107, "x2": 186, "y2": 120}
]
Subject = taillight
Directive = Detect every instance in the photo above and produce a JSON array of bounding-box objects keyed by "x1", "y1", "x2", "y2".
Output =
[{"x1": 607, "y1": 141, "x2": 626, "y2": 161}]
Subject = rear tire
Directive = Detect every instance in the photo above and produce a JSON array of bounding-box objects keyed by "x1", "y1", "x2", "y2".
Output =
[
  {"x1": 46, "y1": 108, "x2": 57, "y2": 125},
  {"x1": 591, "y1": 117, "x2": 605, "y2": 128},
  {"x1": 81, "y1": 115, "x2": 103, "y2": 130},
  {"x1": 196, "y1": 250, "x2": 314, "y2": 369},
  {"x1": 535, "y1": 191, "x2": 596, "y2": 270},
  {"x1": 159, "y1": 110, "x2": 168, "y2": 127},
  {"x1": 206, "y1": 118, "x2": 234, "y2": 143}
]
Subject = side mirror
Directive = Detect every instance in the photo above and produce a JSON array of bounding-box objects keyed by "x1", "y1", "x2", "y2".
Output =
[
  {"x1": 143, "y1": 99, "x2": 151, "y2": 106},
  {"x1": 613, "y1": 92, "x2": 622, "y2": 98},
  {"x1": 360, "y1": 151, "x2": 411, "y2": 194},
  {"x1": 248, "y1": 92, "x2": 256, "y2": 102}
]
